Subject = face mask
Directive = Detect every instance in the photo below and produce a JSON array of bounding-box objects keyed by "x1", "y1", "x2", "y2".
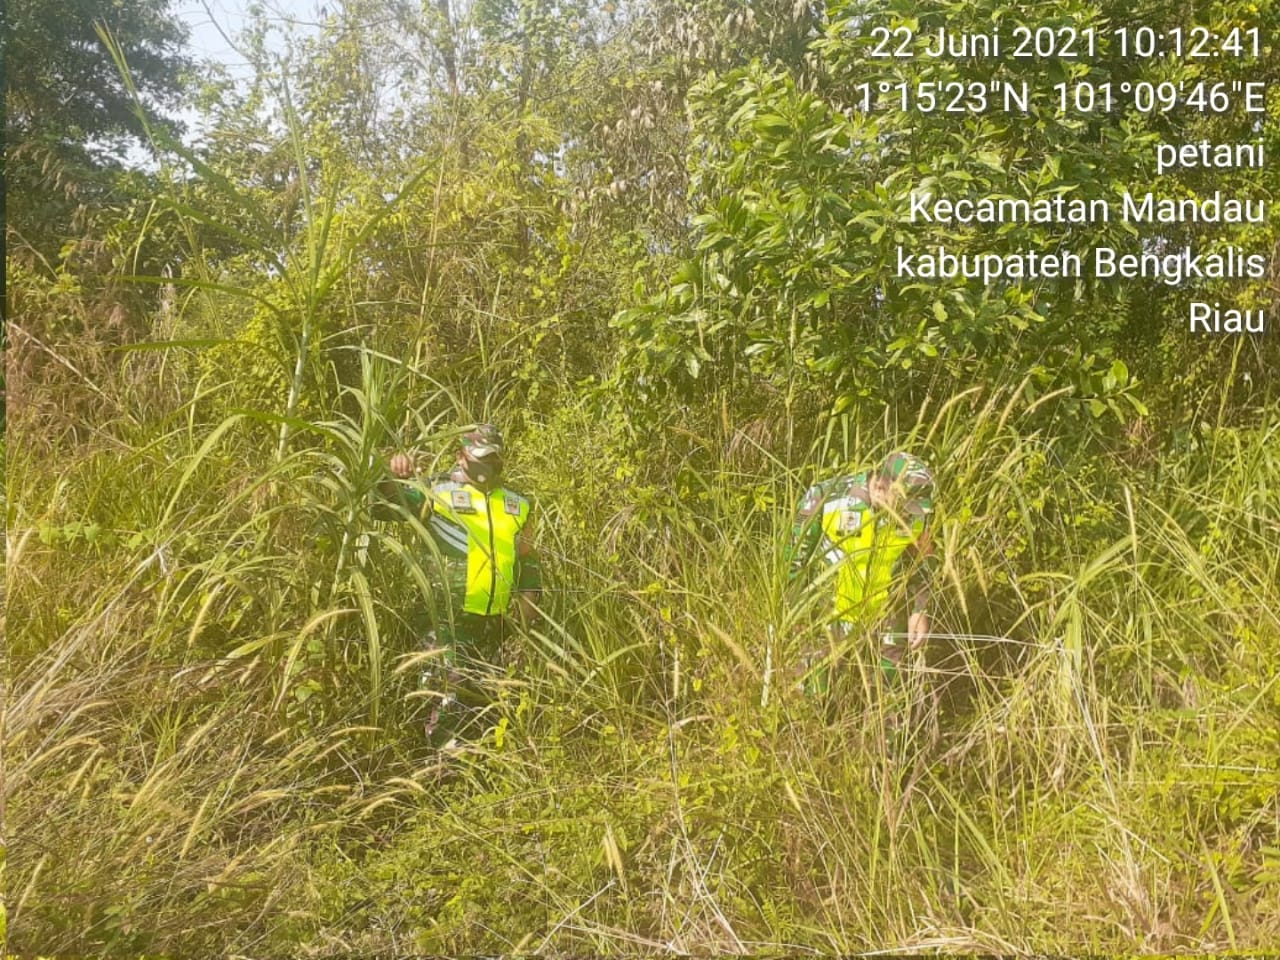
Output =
[{"x1": 462, "y1": 458, "x2": 498, "y2": 488}]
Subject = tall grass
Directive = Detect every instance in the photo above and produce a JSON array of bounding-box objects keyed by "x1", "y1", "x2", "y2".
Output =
[
  {"x1": 7, "y1": 331, "x2": 1277, "y2": 952},
  {"x1": 5, "y1": 42, "x2": 1275, "y2": 950}
]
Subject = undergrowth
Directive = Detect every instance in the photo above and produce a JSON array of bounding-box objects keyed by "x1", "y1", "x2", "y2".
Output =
[{"x1": 5, "y1": 343, "x2": 1278, "y2": 953}]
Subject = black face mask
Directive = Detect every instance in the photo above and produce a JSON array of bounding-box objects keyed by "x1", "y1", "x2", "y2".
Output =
[{"x1": 462, "y1": 459, "x2": 501, "y2": 490}]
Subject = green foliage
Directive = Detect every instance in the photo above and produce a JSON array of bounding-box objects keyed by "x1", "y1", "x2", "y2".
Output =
[
  {"x1": 614, "y1": 0, "x2": 1278, "y2": 426},
  {"x1": 6, "y1": 0, "x2": 1280, "y2": 953},
  {"x1": 5, "y1": 0, "x2": 190, "y2": 255}
]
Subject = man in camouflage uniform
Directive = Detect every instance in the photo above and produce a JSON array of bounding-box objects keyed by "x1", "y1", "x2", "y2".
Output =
[
  {"x1": 377, "y1": 424, "x2": 541, "y2": 738},
  {"x1": 786, "y1": 451, "x2": 936, "y2": 697}
]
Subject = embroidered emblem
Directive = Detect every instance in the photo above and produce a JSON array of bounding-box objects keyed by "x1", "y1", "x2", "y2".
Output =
[
  {"x1": 451, "y1": 489, "x2": 475, "y2": 513},
  {"x1": 839, "y1": 509, "x2": 862, "y2": 534}
]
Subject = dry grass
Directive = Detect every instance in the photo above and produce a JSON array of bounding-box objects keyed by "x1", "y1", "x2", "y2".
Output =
[{"x1": 7, "y1": 359, "x2": 1276, "y2": 952}]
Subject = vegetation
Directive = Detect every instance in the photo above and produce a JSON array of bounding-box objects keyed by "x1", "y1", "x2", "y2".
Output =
[{"x1": 5, "y1": 0, "x2": 1278, "y2": 952}]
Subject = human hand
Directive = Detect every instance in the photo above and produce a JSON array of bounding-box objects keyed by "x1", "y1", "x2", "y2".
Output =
[
  {"x1": 390, "y1": 452, "x2": 415, "y2": 478},
  {"x1": 907, "y1": 611, "x2": 929, "y2": 650}
]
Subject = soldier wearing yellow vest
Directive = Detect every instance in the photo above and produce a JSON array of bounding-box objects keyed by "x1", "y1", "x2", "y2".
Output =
[
  {"x1": 786, "y1": 451, "x2": 936, "y2": 696},
  {"x1": 378, "y1": 424, "x2": 541, "y2": 736}
]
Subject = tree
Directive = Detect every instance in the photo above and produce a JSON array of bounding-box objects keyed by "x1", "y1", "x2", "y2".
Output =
[
  {"x1": 5, "y1": 0, "x2": 190, "y2": 257},
  {"x1": 613, "y1": 0, "x2": 1278, "y2": 431}
]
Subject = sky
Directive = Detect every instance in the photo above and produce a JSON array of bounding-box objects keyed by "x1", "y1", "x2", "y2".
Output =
[
  {"x1": 172, "y1": 0, "x2": 322, "y2": 77},
  {"x1": 153, "y1": 0, "x2": 323, "y2": 154}
]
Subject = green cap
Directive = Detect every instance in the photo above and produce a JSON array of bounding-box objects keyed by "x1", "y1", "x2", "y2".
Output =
[
  {"x1": 880, "y1": 451, "x2": 933, "y2": 493},
  {"x1": 461, "y1": 423, "x2": 504, "y2": 461}
]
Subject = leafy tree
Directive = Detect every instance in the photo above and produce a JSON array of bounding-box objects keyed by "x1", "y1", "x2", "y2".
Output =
[
  {"x1": 5, "y1": 0, "x2": 190, "y2": 257},
  {"x1": 614, "y1": 0, "x2": 1277, "y2": 434}
]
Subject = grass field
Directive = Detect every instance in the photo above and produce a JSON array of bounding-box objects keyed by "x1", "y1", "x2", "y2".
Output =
[{"x1": 6, "y1": 346, "x2": 1278, "y2": 953}]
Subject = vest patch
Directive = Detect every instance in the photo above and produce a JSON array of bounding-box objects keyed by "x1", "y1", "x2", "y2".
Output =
[
  {"x1": 839, "y1": 509, "x2": 862, "y2": 534},
  {"x1": 504, "y1": 494, "x2": 522, "y2": 517},
  {"x1": 451, "y1": 489, "x2": 475, "y2": 513}
]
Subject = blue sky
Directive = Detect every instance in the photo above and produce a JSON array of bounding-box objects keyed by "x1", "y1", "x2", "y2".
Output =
[
  {"x1": 154, "y1": 0, "x2": 323, "y2": 153},
  {"x1": 173, "y1": 0, "x2": 321, "y2": 76}
]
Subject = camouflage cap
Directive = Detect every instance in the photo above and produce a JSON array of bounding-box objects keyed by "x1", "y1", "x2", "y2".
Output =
[
  {"x1": 457, "y1": 423, "x2": 504, "y2": 489},
  {"x1": 460, "y1": 423, "x2": 504, "y2": 461},
  {"x1": 879, "y1": 451, "x2": 933, "y2": 493}
]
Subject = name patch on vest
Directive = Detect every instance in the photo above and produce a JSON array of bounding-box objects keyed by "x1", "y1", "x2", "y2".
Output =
[
  {"x1": 839, "y1": 509, "x2": 862, "y2": 534},
  {"x1": 451, "y1": 489, "x2": 476, "y2": 513},
  {"x1": 504, "y1": 494, "x2": 522, "y2": 516}
]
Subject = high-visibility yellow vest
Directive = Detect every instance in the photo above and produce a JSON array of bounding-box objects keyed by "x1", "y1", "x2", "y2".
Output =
[
  {"x1": 424, "y1": 481, "x2": 531, "y2": 616},
  {"x1": 817, "y1": 497, "x2": 926, "y2": 625}
]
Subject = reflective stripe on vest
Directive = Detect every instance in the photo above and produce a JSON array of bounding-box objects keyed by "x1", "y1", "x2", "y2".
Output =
[{"x1": 428, "y1": 484, "x2": 530, "y2": 615}]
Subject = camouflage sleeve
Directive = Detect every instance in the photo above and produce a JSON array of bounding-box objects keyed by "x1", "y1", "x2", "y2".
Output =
[
  {"x1": 517, "y1": 551, "x2": 542, "y2": 593},
  {"x1": 785, "y1": 484, "x2": 826, "y2": 579},
  {"x1": 371, "y1": 480, "x2": 428, "y2": 522},
  {"x1": 906, "y1": 506, "x2": 937, "y2": 613},
  {"x1": 516, "y1": 514, "x2": 541, "y2": 593}
]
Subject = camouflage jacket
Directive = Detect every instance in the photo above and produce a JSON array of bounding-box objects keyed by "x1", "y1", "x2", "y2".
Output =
[{"x1": 786, "y1": 468, "x2": 935, "y2": 624}]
